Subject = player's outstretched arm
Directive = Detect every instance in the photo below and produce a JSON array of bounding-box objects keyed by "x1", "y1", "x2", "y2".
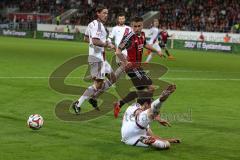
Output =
[
  {"x1": 147, "y1": 84, "x2": 176, "y2": 120},
  {"x1": 115, "y1": 47, "x2": 132, "y2": 70},
  {"x1": 116, "y1": 48, "x2": 127, "y2": 63},
  {"x1": 92, "y1": 38, "x2": 115, "y2": 49},
  {"x1": 92, "y1": 38, "x2": 108, "y2": 47}
]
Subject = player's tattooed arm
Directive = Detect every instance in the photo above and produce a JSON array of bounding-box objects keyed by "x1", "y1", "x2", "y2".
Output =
[
  {"x1": 116, "y1": 35, "x2": 131, "y2": 64},
  {"x1": 92, "y1": 38, "x2": 114, "y2": 49},
  {"x1": 92, "y1": 38, "x2": 108, "y2": 47},
  {"x1": 116, "y1": 47, "x2": 127, "y2": 64}
]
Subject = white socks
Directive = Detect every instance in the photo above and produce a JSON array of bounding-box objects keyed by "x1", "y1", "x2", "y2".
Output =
[
  {"x1": 77, "y1": 85, "x2": 96, "y2": 108},
  {"x1": 146, "y1": 53, "x2": 153, "y2": 63},
  {"x1": 77, "y1": 80, "x2": 113, "y2": 108},
  {"x1": 77, "y1": 95, "x2": 89, "y2": 108},
  {"x1": 152, "y1": 140, "x2": 170, "y2": 149}
]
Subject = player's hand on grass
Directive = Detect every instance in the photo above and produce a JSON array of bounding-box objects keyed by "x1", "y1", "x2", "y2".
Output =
[
  {"x1": 168, "y1": 138, "x2": 181, "y2": 143},
  {"x1": 159, "y1": 119, "x2": 171, "y2": 127},
  {"x1": 154, "y1": 115, "x2": 171, "y2": 127}
]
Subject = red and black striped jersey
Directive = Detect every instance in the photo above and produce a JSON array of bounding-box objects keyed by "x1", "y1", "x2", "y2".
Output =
[
  {"x1": 159, "y1": 31, "x2": 169, "y2": 43},
  {"x1": 118, "y1": 32, "x2": 146, "y2": 67}
]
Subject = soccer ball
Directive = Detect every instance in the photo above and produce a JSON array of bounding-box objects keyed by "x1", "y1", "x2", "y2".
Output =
[{"x1": 27, "y1": 114, "x2": 44, "y2": 130}]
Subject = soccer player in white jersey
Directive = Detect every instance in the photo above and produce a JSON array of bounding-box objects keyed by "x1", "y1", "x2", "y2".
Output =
[
  {"x1": 72, "y1": 5, "x2": 116, "y2": 114},
  {"x1": 121, "y1": 85, "x2": 180, "y2": 149},
  {"x1": 145, "y1": 19, "x2": 163, "y2": 63},
  {"x1": 109, "y1": 13, "x2": 131, "y2": 64}
]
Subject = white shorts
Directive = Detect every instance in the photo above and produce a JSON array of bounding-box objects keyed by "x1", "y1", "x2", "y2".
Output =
[
  {"x1": 123, "y1": 135, "x2": 150, "y2": 147},
  {"x1": 89, "y1": 61, "x2": 113, "y2": 79},
  {"x1": 150, "y1": 43, "x2": 161, "y2": 53}
]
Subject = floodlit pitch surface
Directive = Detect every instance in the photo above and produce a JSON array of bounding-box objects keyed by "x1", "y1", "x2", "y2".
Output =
[{"x1": 0, "y1": 36, "x2": 240, "y2": 160}]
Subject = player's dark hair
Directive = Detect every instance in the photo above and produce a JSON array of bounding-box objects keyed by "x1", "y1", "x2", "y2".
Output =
[
  {"x1": 153, "y1": 18, "x2": 159, "y2": 22},
  {"x1": 137, "y1": 98, "x2": 152, "y2": 105},
  {"x1": 117, "y1": 12, "x2": 126, "y2": 17},
  {"x1": 131, "y1": 16, "x2": 143, "y2": 22},
  {"x1": 137, "y1": 91, "x2": 153, "y2": 105},
  {"x1": 95, "y1": 4, "x2": 107, "y2": 13}
]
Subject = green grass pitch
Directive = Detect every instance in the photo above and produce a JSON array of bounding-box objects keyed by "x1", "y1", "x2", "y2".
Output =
[{"x1": 0, "y1": 36, "x2": 240, "y2": 160}]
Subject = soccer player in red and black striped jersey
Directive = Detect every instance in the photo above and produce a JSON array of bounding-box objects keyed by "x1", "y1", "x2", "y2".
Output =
[
  {"x1": 159, "y1": 26, "x2": 175, "y2": 60},
  {"x1": 113, "y1": 16, "x2": 163, "y2": 118}
]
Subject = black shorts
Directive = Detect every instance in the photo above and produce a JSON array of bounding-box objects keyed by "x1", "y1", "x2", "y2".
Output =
[
  {"x1": 159, "y1": 42, "x2": 167, "y2": 48},
  {"x1": 127, "y1": 67, "x2": 152, "y2": 90}
]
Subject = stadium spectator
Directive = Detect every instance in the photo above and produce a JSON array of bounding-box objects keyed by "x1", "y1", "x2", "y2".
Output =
[
  {"x1": 56, "y1": 16, "x2": 61, "y2": 25},
  {"x1": 224, "y1": 33, "x2": 231, "y2": 43},
  {"x1": 198, "y1": 32, "x2": 205, "y2": 42},
  {"x1": 1, "y1": 0, "x2": 240, "y2": 32},
  {"x1": 232, "y1": 23, "x2": 240, "y2": 33}
]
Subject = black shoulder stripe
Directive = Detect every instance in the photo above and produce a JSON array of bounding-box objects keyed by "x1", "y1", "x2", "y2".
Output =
[
  {"x1": 97, "y1": 21, "x2": 101, "y2": 32},
  {"x1": 123, "y1": 32, "x2": 134, "y2": 44}
]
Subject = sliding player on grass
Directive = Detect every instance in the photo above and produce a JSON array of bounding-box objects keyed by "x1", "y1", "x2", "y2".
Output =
[{"x1": 121, "y1": 84, "x2": 180, "y2": 148}]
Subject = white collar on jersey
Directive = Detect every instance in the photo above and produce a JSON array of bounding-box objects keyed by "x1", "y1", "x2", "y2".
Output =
[
  {"x1": 96, "y1": 19, "x2": 105, "y2": 25},
  {"x1": 117, "y1": 24, "x2": 126, "y2": 27}
]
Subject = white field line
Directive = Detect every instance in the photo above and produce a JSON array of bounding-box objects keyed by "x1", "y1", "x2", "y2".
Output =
[
  {"x1": 0, "y1": 69, "x2": 239, "y2": 80},
  {"x1": 169, "y1": 70, "x2": 240, "y2": 74},
  {"x1": 161, "y1": 78, "x2": 240, "y2": 81},
  {"x1": 0, "y1": 76, "x2": 240, "y2": 81}
]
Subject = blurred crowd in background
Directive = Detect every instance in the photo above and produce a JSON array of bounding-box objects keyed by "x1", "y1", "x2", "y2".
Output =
[{"x1": 0, "y1": 0, "x2": 239, "y2": 33}]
